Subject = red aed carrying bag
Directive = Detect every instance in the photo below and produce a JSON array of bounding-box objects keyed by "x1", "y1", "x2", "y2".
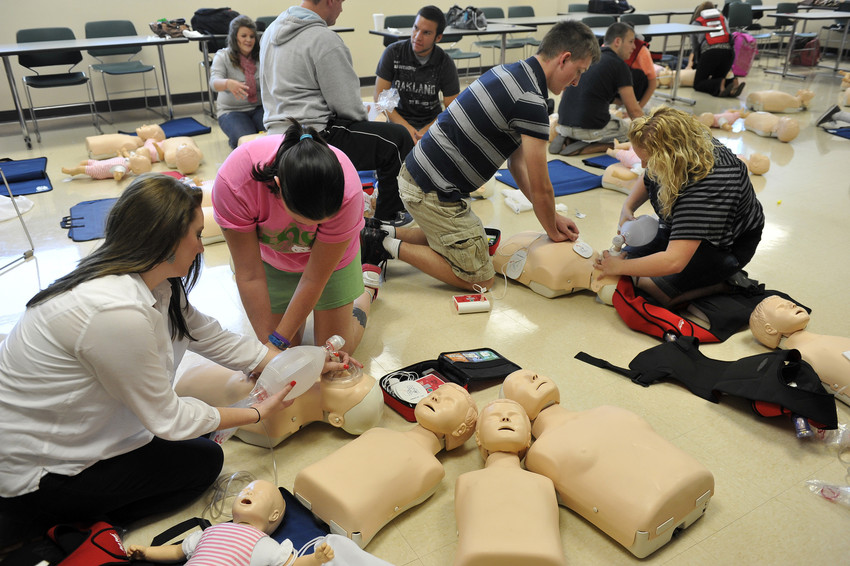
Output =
[
  {"x1": 379, "y1": 348, "x2": 520, "y2": 421},
  {"x1": 47, "y1": 522, "x2": 129, "y2": 566},
  {"x1": 612, "y1": 276, "x2": 721, "y2": 342},
  {"x1": 695, "y1": 8, "x2": 731, "y2": 46}
]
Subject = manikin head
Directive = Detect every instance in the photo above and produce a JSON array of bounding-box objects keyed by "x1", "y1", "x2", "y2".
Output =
[
  {"x1": 413, "y1": 383, "x2": 478, "y2": 450},
  {"x1": 501, "y1": 369, "x2": 561, "y2": 421},
  {"x1": 128, "y1": 151, "x2": 153, "y2": 175},
  {"x1": 740, "y1": 153, "x2": 770, "y2": 175},
  {"x1": 136, "y1": 124, "x2": 165, "y2": 142},
  {"x1": 749, "y1": 296, "x2": 811, "y2": 349},
  {"x1": 175, "y1": 144, "x2": 202, "y2": 175},
  {"x1": 795, "y1": 89, "x2": 815, "y2": 108},
  {"x1": 775, "y1": 117, "x2": 800, "y2": 143},
  {"x1": 231, "y1": 479, "x2": 285, "y2": 534},
  {"x1": 321, "y1": 369, "x2": 383, "y2": 434},
  {"x1": 696, "y1": 112, "x2": 715, "y2": 129},
  {"x1": 475, "y1": 399, "x2": 533, "y2": 461}
]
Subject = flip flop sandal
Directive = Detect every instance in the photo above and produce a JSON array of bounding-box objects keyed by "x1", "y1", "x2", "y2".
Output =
[
  {"x1": 718, "y1": 82, "x2": 735, "y2": 98},
  {"x1": 732, "y1": 82, "x2": 746, "y2": 97}
]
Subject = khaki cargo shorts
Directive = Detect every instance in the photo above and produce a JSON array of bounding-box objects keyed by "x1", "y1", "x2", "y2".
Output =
[{"x1": 398, "y1": 165, "x2": 494, "y2": 283}]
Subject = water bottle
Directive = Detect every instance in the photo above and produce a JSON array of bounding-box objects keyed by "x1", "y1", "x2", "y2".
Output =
[{"x1": 250, "y1": 335, "x2": 345, "y2": 403}]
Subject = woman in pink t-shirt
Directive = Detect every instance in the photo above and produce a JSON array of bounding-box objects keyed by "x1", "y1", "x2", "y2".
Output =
[{"x1": 213, "y1": 120, "x2": 371, "y2": 353}]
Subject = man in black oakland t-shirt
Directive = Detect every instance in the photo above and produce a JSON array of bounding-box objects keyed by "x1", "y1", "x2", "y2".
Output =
[{"x1": 375, "y1": 5, "x2": 460, "y2": 144}]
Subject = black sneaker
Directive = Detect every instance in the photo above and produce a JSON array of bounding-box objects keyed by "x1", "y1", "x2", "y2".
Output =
[
  {"x1": 816, "y1": 104, "x2": 841, "y2": 128},
  {"x1": 360, "y1": 226, "x2": 392, "y2": 266},
  {"x1": 381, "y1": 210, "x2": 414, "y2": 227},
  {"x1": 363, "y1": 216, "x2": 384, "y2": 231}
]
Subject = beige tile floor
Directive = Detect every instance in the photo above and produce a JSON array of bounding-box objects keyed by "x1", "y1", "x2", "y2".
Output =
[{"x1": 1, "y1": 60, "x2": 850, "y2": 565}]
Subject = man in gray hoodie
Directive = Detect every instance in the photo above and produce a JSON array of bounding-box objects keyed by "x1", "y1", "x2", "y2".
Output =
[{"x1": 260, "y1": 0, "x2": 414, "y2": 226}]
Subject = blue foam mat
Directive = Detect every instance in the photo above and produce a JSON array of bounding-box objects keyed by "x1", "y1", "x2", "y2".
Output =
[
  {"x1": 495, "y1": 160, "x2": 602, "y2": 196},
  {"x1": 0, "y1": 157, "x2": 53, "y2": 196},
  {"x1": 118, "y1": 117, "x2": 211, "y2": 138},
  {"x1": 359, "y1": 170, "x2": 376, "y2": 188},
  {"x1": 60, "y1": 198, "x2": 117, "y2": 242},
  {"x1": 825, "y1": 126, "x2": 850, "y2": 140},
  {"x1": 271, "y1": 487, "x2": 329, "y2": 549},
  {"x1": 582, "y1": 154, "x2": 618, "y2": 169}
]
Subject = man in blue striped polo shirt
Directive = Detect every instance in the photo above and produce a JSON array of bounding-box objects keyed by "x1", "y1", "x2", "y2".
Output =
[{"x1": 362, "y1": 21, "x2": 601, "y2": 291}]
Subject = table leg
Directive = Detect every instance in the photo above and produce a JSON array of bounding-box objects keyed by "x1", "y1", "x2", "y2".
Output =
[
  {"x1": 661, "y1": 14, "x2": 673, "y2": 58},
  {"x1": 766, "y1": 20, "x2": 805, "y2": 79},
  {"x1": 655, "y1": 37, "x2": 695, "y2": 106},
  {"x1": 3, "y1": 55, "x2": 32, "y2": 149},
  {"x1": 156, "y1": 46, "x2": 175, "y2": 119},
  {"x1": 835, "y1": 19, "x2": 850, "y2": 72},
  {"x1": 500, "y1": 33, "x2": 507, "y2": 65},
  {"x1": 201, "y1": 41, "x2": 215, "y2": 118}
]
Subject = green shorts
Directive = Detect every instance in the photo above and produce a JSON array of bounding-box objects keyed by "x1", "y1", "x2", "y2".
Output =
[
  {"x1": 398, "y1": 165, "x2": 494, "y2": 283},
  {"x1": 263, "y1": 252, "x2": 364, "y2": 313}
]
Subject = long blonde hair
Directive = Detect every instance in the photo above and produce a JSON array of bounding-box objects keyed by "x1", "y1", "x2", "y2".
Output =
[{"x1": 628, "y1": 106, "x2": 715, "y2": 218}]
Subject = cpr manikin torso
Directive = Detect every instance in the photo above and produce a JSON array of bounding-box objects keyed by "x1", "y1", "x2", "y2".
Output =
[
  {"x1": 85, "y1": 124, "x2": 166, "y2": 159},
  {"x1": 160, "y1": 136, "x2": 204, "y2": 174},
  {"x1": 746, "y1": 89, "x2": 814, "y2": 113},
  {"x1": 492, "y1": 231, "x2": 619, "y2": 301},
  {"x1": 453, "y1": 399, "x2": 564, "y2": 566},
  {"x1": 502, "y1": 370, "x2": 714, "y2": 558},
  {"x1": 174, "y1": 357, "x2": 383, "y2": 447},
  {"x1": 749, "y1": 296, "x2": 850, "y2": 406},
  {"x1": 744, "y1": 111, "x2": 800, "y2": 142},
  {"x1": 292, "y1": 383, "x2": 478, "y2": 548},
  {"x1": 697, "y1": 109, "x2": 748, "y2": 131}
]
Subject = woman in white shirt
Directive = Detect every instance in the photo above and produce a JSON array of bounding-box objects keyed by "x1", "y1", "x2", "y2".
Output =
[{"x1": 0, "y1": 174, "x2": 351, "y2": 547}]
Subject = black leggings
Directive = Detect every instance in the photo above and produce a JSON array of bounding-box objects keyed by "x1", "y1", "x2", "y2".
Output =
[
  {"x1": 322, "y1": 118, "x2": 414, "y2": 222},
  {"x1": 693, "y1": 48, "x2": 735, "y2": 96},
  {"x1": 0, "y1": 437, "x2": 223, "y2": 543}
]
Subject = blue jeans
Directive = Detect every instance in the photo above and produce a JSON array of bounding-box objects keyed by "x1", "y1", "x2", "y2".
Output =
[{"x1": 218, "y1": 105, "x2": 264, "y2": 148}]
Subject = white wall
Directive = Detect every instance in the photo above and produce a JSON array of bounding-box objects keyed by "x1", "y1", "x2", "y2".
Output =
[{"x1": 0, "y1": 0, "x2": 679, "y2": 115}]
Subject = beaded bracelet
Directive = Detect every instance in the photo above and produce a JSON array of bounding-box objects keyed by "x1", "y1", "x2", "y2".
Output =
[{"x1": 268, "y1": 331, "x2": 290, "y2": 350}]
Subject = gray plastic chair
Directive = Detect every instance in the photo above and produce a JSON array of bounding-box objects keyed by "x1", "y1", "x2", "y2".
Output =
[
  {"x1": 582, "y1": 15, "x2": 616, "y2": 28},
  {"x1": 507, "y1": 5, "x2": 542, "y2": 55},
  {"x1": 85, "y1": 20, "x2": 164, "y2": 123},
  {"x1": 384, "y1": 15, "x2": 417, "y2": 47},
  {"x1": 256, "y1": 16, "x2": 276, "y2": 31},
  {"x1": 473, "y1": 7, "x2": 524, "y2": 64},
  {"x1": 440, "y1": 33, "x2": 481, "y2": 77},
  {"x1": 821, "y1": 2, "x2": 850, "y2": 60},
  {"x1": 16, "y1": 27, "x2": 101, "y2": 143},
  {"x1": 770, "y1": 3, "x2": 818, "y2": 62}
]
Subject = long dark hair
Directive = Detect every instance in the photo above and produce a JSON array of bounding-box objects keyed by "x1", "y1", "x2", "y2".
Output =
[
  {"x1": 27, "y1": 174, "x2": 205, "y2": 341},
  {"x1": 227, "y1": 15, "x2": 260, "y2": 69},
  {"x1": 250, "y1": 118, "x2": 345, "y2": 221}
]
